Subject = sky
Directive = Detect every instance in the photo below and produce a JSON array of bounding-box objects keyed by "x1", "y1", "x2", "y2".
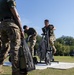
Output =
[{"x1": 16, "y1": 0, "x2": 74, "y2": 38}]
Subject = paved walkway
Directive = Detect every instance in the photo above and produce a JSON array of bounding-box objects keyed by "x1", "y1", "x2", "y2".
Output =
[
  {"x1": 3, "y1": 62, "x2": 74, "y2": 70},
  {"x1": 36, "y1": 62, "x2": 74, "y2": 70}
]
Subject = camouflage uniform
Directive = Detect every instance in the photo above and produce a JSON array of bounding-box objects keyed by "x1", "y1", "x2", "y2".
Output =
[
  {"x1": 29, "y1": 36, "x2": 37, "y2": 56},
  {"x1": 0, "y1": 0, "x2": 21, "y2": 75}
]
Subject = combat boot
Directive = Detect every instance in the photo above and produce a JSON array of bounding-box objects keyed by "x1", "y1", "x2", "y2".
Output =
[{"x1": 0, "y1": 65, "x2": 4, "y2": 73}]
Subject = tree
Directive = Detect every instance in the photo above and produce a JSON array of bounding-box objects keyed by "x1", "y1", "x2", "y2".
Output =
[
  {"x1": 55, "y1": 41, "x2": 70, "y2": 56},
  {"x1": 56, "y1": 36, "x2": 74, "y2": 46},
  {"x1": 55, "y1": 36, "x2": 74, "y2": 56},
  {"x1": 55, "y1": 42, "x2": 63, "y2": 56}
]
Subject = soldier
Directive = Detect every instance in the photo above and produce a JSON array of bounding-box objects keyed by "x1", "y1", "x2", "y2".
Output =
[
  {"x1": 23, "y1": 25, "x2": 37, "y2": 56},
  {"x1": 0, "y1": 0, "x2": 26, "y2": 75},
  {"x1": 42, "y1": 19, "x2": 56, "y2": 54}
]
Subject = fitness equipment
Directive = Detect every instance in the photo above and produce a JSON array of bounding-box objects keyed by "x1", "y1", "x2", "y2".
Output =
[{"x1": 38, "y1": 29, "x2": 59, "y2": 65}]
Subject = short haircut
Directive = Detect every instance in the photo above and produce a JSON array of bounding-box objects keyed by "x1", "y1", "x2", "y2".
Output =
[
  {"x1": 23, "y1": 25, "x2": 27, "y2": 29},
  {"x1": 44, "y1": 19, "x2": 49, "y2": 22}
]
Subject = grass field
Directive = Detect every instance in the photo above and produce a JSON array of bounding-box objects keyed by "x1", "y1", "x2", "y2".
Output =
[{"x1": 0, "y1": 56, "x2": 74, "y2": 75}]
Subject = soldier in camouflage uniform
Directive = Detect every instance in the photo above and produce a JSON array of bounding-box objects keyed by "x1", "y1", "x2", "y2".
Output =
[
  {"x1": 42, "y1": 19, "x2": 56, "y2": 54},
  {"x1": 23, "y1": 25, "x2": 37, "y2": 56},
  {"x1": 0, "y1": 0, "x2": 25, "y2": 75}
]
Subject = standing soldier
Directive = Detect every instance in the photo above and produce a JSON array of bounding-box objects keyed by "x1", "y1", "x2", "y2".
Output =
[
  {"x1": 42, "y1": 19, "x2": 56, "y2": 54},
  {"x1": 23, "y1": 25, "x2": 37, "y2": 57},
  {"x1": 0, "y1": 0, "x2": 26, "y2": 75}
]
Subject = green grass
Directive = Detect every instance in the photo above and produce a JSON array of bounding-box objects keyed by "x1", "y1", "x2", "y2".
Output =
[
  {"x1": 54, "y1": 56, "x2": 74, "y2": 63},
  {"x1": 28, "y1": 68, "x2": 74, "y2": 75},
  {"x1": 0, "y1": 56, "x2": 74, "y2": 75}
]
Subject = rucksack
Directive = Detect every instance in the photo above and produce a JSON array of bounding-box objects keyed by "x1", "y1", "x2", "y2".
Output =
[
  {"x1": 37, "y1": 38, "x2": 46, "y2": 61},
  {"x1": 19, "y1": 38, "x2": 35, "y2": 74}
]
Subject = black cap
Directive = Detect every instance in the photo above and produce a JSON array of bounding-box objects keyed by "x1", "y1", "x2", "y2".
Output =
[{"x1": 23, "y1": 25, "x2": 27, "y2": 29}]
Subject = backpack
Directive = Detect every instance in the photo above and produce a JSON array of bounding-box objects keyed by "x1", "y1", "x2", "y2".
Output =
[
  {"x1": 37, "y1": 37, "x2": 46, "y2": 61},
  {"x1": 19, "y1": 38, "x2": 35, "y2": 74}
]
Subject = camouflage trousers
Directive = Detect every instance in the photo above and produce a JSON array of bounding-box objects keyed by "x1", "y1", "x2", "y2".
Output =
[
  {"x1": 49, "y1": 36, "x2": 56, "y2": 53},
  {"x1": 29, "y1": 36, "x2": 36, "y2": 56},
  {"x1": 0, "y1": 21, "x2": 21, "y2": 74}
]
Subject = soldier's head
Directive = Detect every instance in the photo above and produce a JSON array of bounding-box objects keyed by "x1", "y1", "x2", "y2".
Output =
[
  {"x1": 44, "y1": 19, "x2": 49, "y2": 27},
  {"x1": 23, "y1": 25, "x2": 29, "y2": 30}
]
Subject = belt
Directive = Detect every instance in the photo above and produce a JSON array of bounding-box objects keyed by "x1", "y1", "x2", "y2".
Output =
[{"x1": 0, "y1": 17, "x2": 14, "y2": 21}]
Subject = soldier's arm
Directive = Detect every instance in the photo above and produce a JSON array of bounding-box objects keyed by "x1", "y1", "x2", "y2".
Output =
[
  {"x1": 10, "y1": 7, "x2": 22, "y2": 30},
  {"x1": 7, "y1": 0, "x2": 24, "y2": 37},
  {"x1": 10, "y1": 7, "x2": 24, "y2": 36},
  {"x1": 7, "y1": 0, "x2": 21, "y2": 25},
  {"x1": 52, "y1": 25, "x2": 56, "y2": 30}
]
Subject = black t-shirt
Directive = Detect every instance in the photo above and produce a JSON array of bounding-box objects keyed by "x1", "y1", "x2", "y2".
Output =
[
  {"x1": 24, "y1": 28, "x2": 37, "y2": 36},
  {"x1": 42, "y1": 24, "x2": 54, "y2": 36}
]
